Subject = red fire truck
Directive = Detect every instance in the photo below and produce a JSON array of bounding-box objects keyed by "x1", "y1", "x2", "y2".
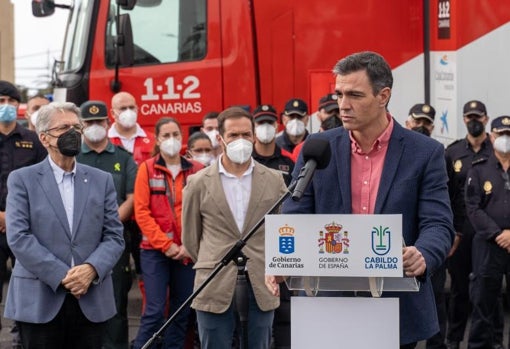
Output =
[{"x1": 32, "y1": 0, "x2": 510, "y2": 145}]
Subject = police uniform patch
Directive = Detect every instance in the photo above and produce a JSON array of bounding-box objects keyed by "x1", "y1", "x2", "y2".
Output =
[
  {"x1": 453, "y1": 160, "x2": 462, "y2": 173},
  {"x1": 483, "y1": 181, "x2": 492, "y2": 194},
  {"x1": 89, "y1": 105, "x2": 100, "y2": 115},
  {"x1": 503, "y1": 117, "x2": 510, "y2": 126},
  {"x1": 470, "y1": 101, "x2": 478, "y2": 109},
  {"x1": 262, "y1": 105, "x2": 269, "y2": 111},
  {"x1": 422, "y1": 105, "x2": 430, "y2": 113},
  {"x1": 293, "y1": 100, "x2": 299, "y2": 107},
  {"x1": 15, "y1": 141, "x2": 34, "y2": 149}
]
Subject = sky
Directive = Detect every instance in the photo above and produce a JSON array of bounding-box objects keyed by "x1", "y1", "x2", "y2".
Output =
[{"x1": 13, "y1": 1, "x2": 69, "y2": 91}]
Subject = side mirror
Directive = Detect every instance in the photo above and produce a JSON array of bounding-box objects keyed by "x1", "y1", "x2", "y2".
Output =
[
  {"x1": 32, "y1": 0, "x2": 55, "y2": 17},
  {"x1": 117, "y1": 14, "x2": 134, "y2": 67}
]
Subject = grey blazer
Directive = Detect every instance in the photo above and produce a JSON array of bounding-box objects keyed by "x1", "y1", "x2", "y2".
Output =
[{"x1": 4, "y1": 157, "x2": 124, "y2": 323}]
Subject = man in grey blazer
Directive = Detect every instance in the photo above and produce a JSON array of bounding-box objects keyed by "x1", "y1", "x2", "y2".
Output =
[
  {"x1": 182, "y1": 107, "x2": 287, "y2": 349},
  {"x1": 4, "y1": 102, "x2": 125, "y2": 349}
]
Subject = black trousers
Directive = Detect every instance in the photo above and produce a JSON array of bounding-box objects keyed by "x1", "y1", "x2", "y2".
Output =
[{"x1": 18, "y1": 294, "x2": 106, "y2": 349}]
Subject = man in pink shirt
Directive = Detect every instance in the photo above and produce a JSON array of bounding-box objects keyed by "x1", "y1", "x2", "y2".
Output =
[{"x1": 267, "y1": 51, "x2": 454, "y2": 348}]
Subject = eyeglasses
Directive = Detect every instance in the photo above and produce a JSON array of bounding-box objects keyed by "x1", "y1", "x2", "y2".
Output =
[
  {"x1": 45, "y1": 123, "x2": 83, "y2": 134},
  {"x1": 503, "y1": 172, "x2": 510, "y2": 191}
]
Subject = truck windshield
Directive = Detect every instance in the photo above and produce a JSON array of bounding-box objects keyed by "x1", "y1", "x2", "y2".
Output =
[
  {"x1": 60, "y1": 0, "x2": 94, "y2": 72},
  {"x1": 106, "y1": 0, "x2": 206, "y2": 67}
]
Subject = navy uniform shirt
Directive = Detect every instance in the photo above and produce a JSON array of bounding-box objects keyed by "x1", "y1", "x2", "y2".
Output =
[
  {"x1": 253, "y1": 145, "x2": 295, "y2": 186},
  {"x1": 77, "y1": 142, "x2": 137, "y2": 205},
  {"x1": 0, "y1": 123, "x2": 47, "y2": 211},
  {"x1": 445, "y1": 135, "x2": 493, "y2": 233},
  {"x1": 465, "y1": 155, "x2": 510, "y2": 241}
]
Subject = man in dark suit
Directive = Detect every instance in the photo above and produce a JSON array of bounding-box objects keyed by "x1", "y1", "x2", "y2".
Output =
[
  {"x1": 4, "y1": 102, "x2": 125, "y2": 349},
  {"x1": 266, "y1": 51, "x2": 454, "y2": 348}
]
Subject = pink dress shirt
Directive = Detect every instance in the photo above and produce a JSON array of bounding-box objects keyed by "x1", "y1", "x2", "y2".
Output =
[{"x1": 350, "y1": 114, "x2": 394, "y2": 214}]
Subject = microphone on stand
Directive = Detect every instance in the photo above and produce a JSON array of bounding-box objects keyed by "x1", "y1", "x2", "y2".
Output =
[{"x1": 291, "y1": 138, "x2": 331, "y2": 201}]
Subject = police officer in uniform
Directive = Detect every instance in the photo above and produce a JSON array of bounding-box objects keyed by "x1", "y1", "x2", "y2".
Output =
[
  {"x1": 465, "y1": 115, "x2": 510, "y2": 349},
  {"x1": 0, "y1": 81, "x2": 47, "y2": 344},
  {"x1": 77, "y1": 101, "x2": 137, "y2": 349},
  {"x1": 253, "y1": 104, "x2": 295, "y2": 186},
  {"x1": 444, "y1": 101, "x2": 503, "y2": 349},
  {"x1": 275, "y1": 98, "x2": 310, "y2": 153}
]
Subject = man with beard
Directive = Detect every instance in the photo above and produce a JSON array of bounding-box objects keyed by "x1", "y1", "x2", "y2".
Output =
[{"x1": 78, "y1": 101, "x2": 137, "y2": 349}]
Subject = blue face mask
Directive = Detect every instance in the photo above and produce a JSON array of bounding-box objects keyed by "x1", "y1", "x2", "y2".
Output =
[{"x1": 0, "y1": 104, "x2": 17, "y2": 123}]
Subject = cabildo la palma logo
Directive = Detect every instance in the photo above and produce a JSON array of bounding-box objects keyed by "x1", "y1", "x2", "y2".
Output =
[{"x1": 365, "y1": 225, "x2": 398, "y2": 270}]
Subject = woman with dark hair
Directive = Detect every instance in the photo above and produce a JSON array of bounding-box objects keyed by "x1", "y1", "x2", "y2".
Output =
[{"x1": 132, "y1": 117, "x2": 203, "y2": 349}]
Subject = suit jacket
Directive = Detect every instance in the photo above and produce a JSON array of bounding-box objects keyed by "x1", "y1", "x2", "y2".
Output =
[
  {"x1": 283, "y1": 122, "x2": 454, "y2": 345},
  {"x1": 4, "y1": 157, "x2": 125, "y2": 323},
  {"x1": 182, "y1": 160, "x2": 287, "y2": 313}
]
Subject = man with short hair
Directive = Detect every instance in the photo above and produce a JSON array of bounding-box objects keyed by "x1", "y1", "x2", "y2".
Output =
[
  {"x1": 25, "y1": 94, "x2": 50, "y2": 131},
  {"x1": 406, "y1": 103, "x2": 436, "y2": 137},
  {"x1": 5, "y1": 101, "x2": 124, "y2": 349},
  {"x1": 266, "y1": 51, "x2": 454, "y2": 348},
  {"x1": 275, "y1": 98, "x2": 309, "y2": 153},
  {"x1": 182, "y1": 107, "x2": 287, "y2": 349},
  {"x1": 108, "y1": 91, "x2": 154, "y2": 301},
  {"x1": 108, "y1": 91, "x2": 154, "y2": 165},
  {"x1": 317, "y1": 93, "x2": 340, "y2": 123},
  {"x1": 201, "y1": 111, "x2": 221, "y2": 158},
  {"x1": 78, "y1": 100, "x2": 137, "y2": 349}
]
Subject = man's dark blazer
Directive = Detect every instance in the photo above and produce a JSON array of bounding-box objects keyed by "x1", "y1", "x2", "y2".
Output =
[{"x1": 283, "y1": 121, "x2": 454, "y2": 345}]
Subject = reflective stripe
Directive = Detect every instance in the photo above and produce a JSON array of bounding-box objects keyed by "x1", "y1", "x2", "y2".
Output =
[
  {"x1": 142, "y1": 231, "x2": 174, "y2": 241},
  {"x1": 149, "y1": 178, "x2": 166, "y2": 188}
]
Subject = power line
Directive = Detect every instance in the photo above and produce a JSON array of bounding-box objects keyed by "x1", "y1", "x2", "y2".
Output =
[{"x1": 15, "y1": 50, "x2": 61, "y2": 59}]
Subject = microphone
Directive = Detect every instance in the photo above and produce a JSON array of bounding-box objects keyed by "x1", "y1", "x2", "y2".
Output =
[{"x1": 291, "y1": 138, "x2": 331, "y2": 201}]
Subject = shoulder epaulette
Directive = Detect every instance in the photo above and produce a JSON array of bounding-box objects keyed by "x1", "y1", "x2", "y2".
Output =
[{"x1": 446, "y1": 138, "x2": 463, "y2": 149}]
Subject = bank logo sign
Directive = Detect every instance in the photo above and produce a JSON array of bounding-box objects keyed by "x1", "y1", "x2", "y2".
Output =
[{"x1": 265, "y1": 214, "x2": 403, "y2": 277}]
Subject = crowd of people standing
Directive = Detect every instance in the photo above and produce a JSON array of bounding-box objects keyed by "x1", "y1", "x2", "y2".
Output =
[{"x1": 0, "y1": 50, "x2": 509, "y2": 349}]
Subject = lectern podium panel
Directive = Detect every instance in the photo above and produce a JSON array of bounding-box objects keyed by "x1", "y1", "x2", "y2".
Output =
[{"x1": 285, "y1": 275, "x2": 419, "y2": 297}]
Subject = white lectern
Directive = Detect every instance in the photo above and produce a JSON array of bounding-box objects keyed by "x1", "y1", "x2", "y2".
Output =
[{"x1": 265, "y1": 214, "x2": 419, "y2": 349}]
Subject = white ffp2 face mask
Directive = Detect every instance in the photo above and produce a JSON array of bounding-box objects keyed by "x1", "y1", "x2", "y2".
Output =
[
  {"x1": 255, "y1": 123, "x2": 277, "y2": 144},
  {"x1": 83, "y1": 124, "x2": 108, "y2": 143},
  {"x1": 223, "y1": 138, "x2": 253, "y2": 164},
  {"x1": 494, "y1": 134, "x2": 510, "y2": 154},
  {"x1": 286, "y1": 118, "x2": 306, "y2": 136},
  {"x1": 160, "y1": 138, "x2": 182, "y2": 157},
  {"x1": 205, "y1": 129, "x2": 219, "y2": 148},
  {"x1": 118, "y1": 109, "x2": 137, "y2": 128}
]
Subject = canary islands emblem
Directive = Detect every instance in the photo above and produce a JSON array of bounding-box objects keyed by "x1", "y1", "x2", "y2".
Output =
[
  {"x1": 371, "y1": 226, "x2": 391, "y2": 256},
  {"x1": 318, "y1": 222, "x2": 349, "y2": 254},
  {"x1": 279, "y1": 224, "x2": 295, "y2": 254}
]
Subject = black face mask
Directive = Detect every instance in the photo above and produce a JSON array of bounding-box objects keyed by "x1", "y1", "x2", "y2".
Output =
[
  {"x1": 467, "y1": 119, "x2": 484, "y2": 137},
  {"x1": 411, "y1": 126, "x2": 431, "y2": 137},
  {"x1": 57, "y1": 129, "x2": 82, "y2": 157}
]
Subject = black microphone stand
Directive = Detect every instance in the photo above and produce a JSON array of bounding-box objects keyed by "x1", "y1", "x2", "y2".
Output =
[{"x1": 141, "y1": 181, "x2": 297, "y2": 349}]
